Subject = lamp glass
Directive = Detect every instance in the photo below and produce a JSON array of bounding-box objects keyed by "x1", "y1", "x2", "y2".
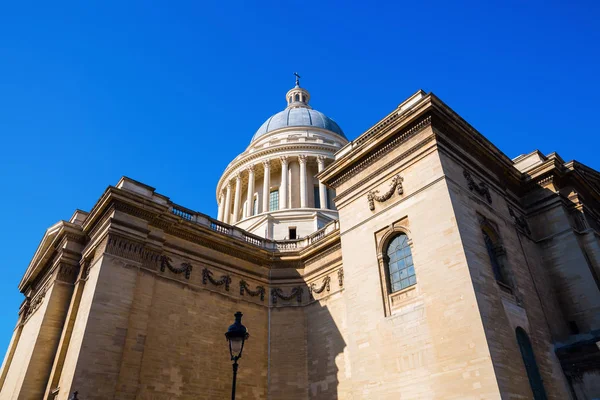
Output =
[{"x1": 230, "y1": 337, "x2": 244, "y2": 357}]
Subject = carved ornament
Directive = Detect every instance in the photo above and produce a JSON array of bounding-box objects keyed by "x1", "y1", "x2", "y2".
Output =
[
  {"x1": 337, "y1": 268, "x2": 344, "y2": 287},
  {"x1": 239, "y1": 280, "x2": 265, "y2": 301},
  {"x1": 463, "y1": 170, "x2": 492, "y2": 204},
  {"x1": 202, "y1": 267, "x2": 231, "y2": 291},
  {"x1": 309, "y1": 276, "x2": 331, "y2": 299},
  {"x1": 508, "y1": 208, "x2": 531, "y2": 234},
  {"x1": 367, "y1": 174, "x2": 404, "y2": 211},
  {"x1": 160, "y1": 256, "x2": 192, "y2": 280},
  {"x1": 271, "y1": 287, "x2": 303, "y2": 304}
]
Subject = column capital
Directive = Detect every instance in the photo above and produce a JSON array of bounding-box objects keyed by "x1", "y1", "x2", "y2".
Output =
[
  {"x1": 247, "y1": 164, "x2": 255, "y2": 173},
  {"x1": 226, "y1": 181, "x2": 232, "y2": 189},
  {"x1": 279, "y1": 155, "x2": 289, "y2": 165},
  {"x1": 262, "y1": 159, "x2": 271, "y2": 169},
  {"x1": 298, "y1": 154, "x2": 308, "y2": 164},
  {"x1": 317, "y1": 155, "x2": 327, "y2": 162},
  {"x1": 235, "y1": 172, "x2": 242, "y2": 181}
]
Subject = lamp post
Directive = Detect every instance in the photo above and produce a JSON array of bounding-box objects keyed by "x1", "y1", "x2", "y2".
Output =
[{"x1": 225, "y1": 311, "x2": 249, "y2": 400}]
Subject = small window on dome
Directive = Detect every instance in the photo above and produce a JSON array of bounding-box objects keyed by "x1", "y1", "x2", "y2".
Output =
[{"x1": 295, "y1": 94, "x2": 300, "y2": 102}]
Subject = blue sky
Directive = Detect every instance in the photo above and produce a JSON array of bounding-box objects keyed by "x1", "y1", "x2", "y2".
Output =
[{"x1": 0, "y1": 1, "x2": 598, "y2": 351}]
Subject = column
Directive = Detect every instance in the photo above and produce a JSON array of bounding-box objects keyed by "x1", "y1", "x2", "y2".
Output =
[
  {"x1": 317, "y1": 156, "x2": 328, "y2": 209},
  {"x1": 224, "y1": 182, "x2": 232, "y2": 224},
  {"x1": 262, "y1": 160, "x2": 271, "y2": 213},
  {"x1": 246, "y1": 165, "x2": 255, "y2": 217},
  {"x1": 217, "y1": 192, "x2": 225, "y2": 221},
  {"x1": 232, "y1": 173, "x2": 242, "y2": 224},
  {"x1": 299, "y1": 154, "x2": 308, "y2": 208},
  {"x1": 279, "y1": 156, "x2": 288, "y2": 210}
]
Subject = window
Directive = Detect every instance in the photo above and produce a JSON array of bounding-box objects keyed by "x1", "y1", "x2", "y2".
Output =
[
  {"x1": 482, "y1": 227, "x2": 511, "y2": 287},
  {"x1": 386, "y1": 234, "x2": 416, "y2": 292},
  {"x1": 269, "y1": 190, "x2": 279, "y2": 211},
  {"x1": 289, "y1": 227, "x2": 297, "y2": 240},
  {"x1": 253, "y1": 197, "x2": 258, "y2": 216},
  {"x1": 294, "y1": 94, "x2": 300, "y2": 102},
  {"x1": 516, "y1": 327, "x2": 548, "y2": 400},
  {"x1": 314, "y1": 185, "x2": 320, "y2": 208}
]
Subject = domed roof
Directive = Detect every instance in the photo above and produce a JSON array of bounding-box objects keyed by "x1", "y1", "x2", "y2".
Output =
[
  {"x1": 250, "y1": 80, "x2": 346, "y2": 142},
  {"x1": 252, "y1": 108, "x2": 345, "y2": 142}
]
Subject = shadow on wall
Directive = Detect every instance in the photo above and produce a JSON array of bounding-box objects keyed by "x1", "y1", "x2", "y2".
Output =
[{"x1": 265, "y1": 263, "x2": 346, "y2": 400}]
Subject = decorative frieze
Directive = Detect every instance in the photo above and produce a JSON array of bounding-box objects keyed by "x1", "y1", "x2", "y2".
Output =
[
  {"x1": 160, "y1": 256, "x2": 193, "y2": 280},
  {"x1": 271, "y1": 287, "x2": 303, "y2": 304},
  {"x1": 367, "y1": 174, "x2": 404, "y2": 211},
  {"x1": 463, "y1": 170, "x2": 492, "y2": 204},
  {"x1": 239, "y1": 280, "x2": 265, "y2": 301},
  {"x1": 202, "y1": 267, "x2": 231, "y2": 291},
  {"x1": 508, "y1": 207, "x2": 531, "y2": 234}
]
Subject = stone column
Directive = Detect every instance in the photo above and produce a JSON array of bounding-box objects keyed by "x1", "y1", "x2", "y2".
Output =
[
  {"x1": 217, "y1": 192, "x2": 225, "y2": 221},
  {"x1": 279, "y1": 156, "x2": 288, "y2": 210},
  {"x1": 317, "y1": 156, "x2": 328, "y2": 209},
  {"x1": 224, "y1": 182, "x2": 232, "y2": 224},
  {"x1": 246, "y1": 165, "x2": 255, "y2": 217},
  {"x1": 232, "y1": 173, "x2": 242, "y2": 224},
  {"x1": 299, "y1": 155, "x2": 308, "y2": 208},
  {"x1": 262, "y1": 160, "x2": 271, "y2": 213}
]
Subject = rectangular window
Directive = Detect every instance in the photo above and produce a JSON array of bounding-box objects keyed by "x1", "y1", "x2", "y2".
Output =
[
  {"x1": 269, "y1": 190, "x2": 279, "y2": 211},
  {"x1": 314, "y1": 186, "x2": 320, "y2": 208},
  {"x1": 327, "y1": 188, "x2": 333, "y2": 209},
  {"x1": 289, "y1": 227, "x2": 297, "y2": 240}
]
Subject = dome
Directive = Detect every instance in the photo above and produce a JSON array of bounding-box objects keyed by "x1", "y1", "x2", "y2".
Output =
[{"x1": 252, "y1": 108, "x2": 346, "y2": 142}]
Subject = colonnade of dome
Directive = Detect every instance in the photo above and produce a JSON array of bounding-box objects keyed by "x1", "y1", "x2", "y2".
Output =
[{"x1": 215, "y1": 80, "x2": 348, "y2": 240}]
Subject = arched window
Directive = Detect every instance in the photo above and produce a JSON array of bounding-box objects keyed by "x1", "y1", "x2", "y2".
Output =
[
  {"x1": 516, "y1": 327, "x2": 548, "y2": 400},
  {"x1": 482, "y1": 226, "x2": 511, "y2": 287},
  {"x1": 294, "y1": 94, "x2": 300, "y2": 102},
  {"x1": 386, "y1": 234, "x2": 416, "y2": 292}
]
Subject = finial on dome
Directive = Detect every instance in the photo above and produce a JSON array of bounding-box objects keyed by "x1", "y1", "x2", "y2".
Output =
[{"x1": 286, "y1": 74, "x2": 310, "y2": 109}]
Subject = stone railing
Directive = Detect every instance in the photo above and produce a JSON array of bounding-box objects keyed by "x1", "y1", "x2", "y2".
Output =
[{"x1": 168, "y1": 204, "x2": 339, "y2": 253}]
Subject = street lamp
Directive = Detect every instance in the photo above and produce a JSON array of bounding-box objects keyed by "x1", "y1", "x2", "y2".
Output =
[{"x1": 225, "y1": 311, "x2": 249, "y2": 400}]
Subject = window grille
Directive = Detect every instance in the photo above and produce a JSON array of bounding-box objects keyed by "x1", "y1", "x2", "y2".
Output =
[
  {"x1": 386, "y1": 234, "x2": 416, "y2": 292},
  {"x1": 269, "y1": 190, "x2": 279, "y2": 211}
]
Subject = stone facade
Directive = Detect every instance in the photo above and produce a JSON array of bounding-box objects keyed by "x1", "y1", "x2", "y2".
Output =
[{"x1": 1, "y1": 87, "x2": 599, "y2": 399}]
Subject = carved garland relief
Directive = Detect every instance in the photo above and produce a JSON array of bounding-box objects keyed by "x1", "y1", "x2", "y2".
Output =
[
  {"x1": 160, "y1": 256, "x2": 193, "y2": 280},
  {"x1": 463, "y1": 170, "x2": 492, "y2": 204},
  {"x1": 508, "y1": 207, "x2": 531, "y2": 234},
  {"x1": 271, "y1": 287, "x2": 303, "y2": 304},
  {"x1": 367, "y1": 174, "x2": 404, "y2": 211},
  {"x1": 309, "y1": 276, "x2": 331, "y2": 299}
]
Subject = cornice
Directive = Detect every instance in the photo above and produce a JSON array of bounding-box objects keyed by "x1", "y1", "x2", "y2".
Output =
[
  {"x1": 324, "y1": 116, "x2": 433, "y2": 189},
  {"x1": 19, "y1": 222, "x2": 85, "y2": 293},
  {"x1": 334, "y1": 134, "x2": 436, "y2": 203}
]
